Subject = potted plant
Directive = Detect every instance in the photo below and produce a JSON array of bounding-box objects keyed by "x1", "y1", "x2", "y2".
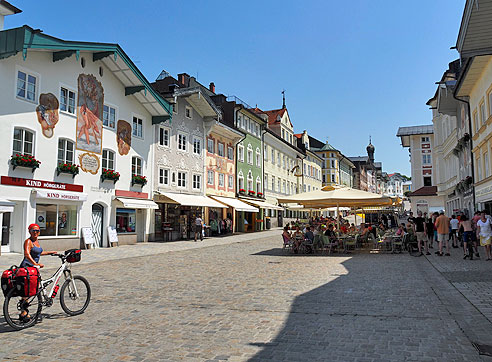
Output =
[
  {"x1": 56, "y1": 163, "x2": 79, "y2": 178},
  {"x1": 257, "y1": 192, "x2": 263, "y2": 198},
  {"x1": 132, "y1": 175, "x2": 147, "y2": 186},
  {"x1": 239, "y1": 188, "x2": 246, "y2": 195},
  {"x1": 10, "y1": 153, "x2": 41, "y2": 172},
  {"x1": 101, "y1": 168, "x2": 120, "y2": 183},
  {"x1": 248, "y1": 190, "x2": 255, "y2": 196}
]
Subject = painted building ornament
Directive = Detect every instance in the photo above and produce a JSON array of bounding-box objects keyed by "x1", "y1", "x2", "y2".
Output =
[
  {"x1": 116, "y1": 120, "x2": 132, "y2": 156},
  {"x1": 78, "y1": 152, "x2": 100, "y2": 174},
  {"x1": 36, "y1": 93, "x2": 59, "y2": 138},
  {"x1": 76, "y1": 74, "x2": 104, "y2": 154}
]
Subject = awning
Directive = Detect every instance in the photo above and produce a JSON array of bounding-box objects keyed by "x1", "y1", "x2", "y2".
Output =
[
  {"x1": 241, "y1": 198, "x2": 283, "y2": 210},
  {"x1": 209, "y1": 196, "x2": 259, "y2": 212},
  {"x1": 116, "y1": 197, "x2": 159, "y2": 209},
  {"x1": 35, "y1": 189, "x2": 88, "y2": 202},
  {"x1": 0, "y1": 198, "x2": 15, "y2": 213},
  {"x1": 157, "y1": 192, "x2": 226, "y2": 208}
]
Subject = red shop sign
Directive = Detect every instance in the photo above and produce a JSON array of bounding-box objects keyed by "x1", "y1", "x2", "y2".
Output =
[{"x1": 1, "y1": 176, "x2": 83, "y2": 192}]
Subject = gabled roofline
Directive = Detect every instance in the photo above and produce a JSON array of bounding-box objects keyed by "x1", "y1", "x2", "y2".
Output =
[
  {"x1": 174, "y1": 87, "x2": 222, "y2": 119},
  {"x1": 0, "y1": 0, "x2": 21, "y2": 14},
  {"x1": 0, "y1": 25, "x2": 172, "y2": 117},
  {"x1": 456, "y1": 0, "x2": 475, "y2": 53}
]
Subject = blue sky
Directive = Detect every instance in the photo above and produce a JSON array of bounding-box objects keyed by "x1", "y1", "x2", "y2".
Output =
[{"x1": 5, "y1": 0, "x2": 465, "y2": 176}]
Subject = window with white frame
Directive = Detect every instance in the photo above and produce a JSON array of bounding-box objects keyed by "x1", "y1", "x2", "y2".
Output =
[
  {"x1": 238, "y1": 173, "x2": 244, "y2": 190},
  {"x1": 193, "y1": 137, "x2": 201, "y2": 155},
  {"x1": 102, "y1": 149, "x2": 115, "y2": 170},
  {"x1": 247, "y1": 145, "x2": 253, "y2": 165},
  {"x1": 57, "y1": 139, "x2": 74, "y2": 165},
  {"x1": 256, "y1": 148, "x2": 261, "y2": 166},
  {"x1": 228, "y1": 175, "x2": 234, "y2": 189},
  {"x1": 272, "y1": 176, "x2": 275, "y2": 192},
  {"x1": 132, "y1": 156, "x2": 142, "y2": 176},
  {"x1": 60, "y1": 87, "x2": 76, "y2": 114},
  {"x1": 477, "y1": 156, "x2": 482, "y2": 181},
  {"x1": 484, "y1": 152, "x2": 490, "y2": 178},
  {"x1": 227, "y1": 146, "x2": 234, "y2": 160},
  {"x1": 238, "y1": 144, "x2": 244, "y2": 162},
  {"x1": 132, "y1": 116, "x2": 143, "y2": 138},
  {"x1": 264, "y1": 145, "x2": 268, "y2": 160},
  {"x1": 185, "y1": 106, "x2": 192, "y2": 119},
  {"x1": 331, "y1": 174, "x2": 335, "y2": 183},
  {"x1": 16, "y1": 70, "x2": 37, "y2": 102},
  {"x1": 308, "y1": 185, "x2": 311, "y2": 192},
  {"x1": 177, "y1": 171, "x2": 187, "y2": 188},
  {"x1": 219, "y1": 173, "x2": 225, "y2": 187},
  {"x1": 193, "y1": 174, "x2": 201, "y2": 190},
  {"x1": 247, "y1": 172, "x2": 253, "y2": 191},
  {"x1": 282, "y1": 180, "x2": 286, "y2": 193},
  {"x1": 207, "y1": 170, "x2": 214, "y2": 185},
  {"x1": 207, "y1": 138, "x2": 214, "y2": 153},
  {"x1": 159, "y1": 168, "x2": 170, "y2": 185},
  {"x1": 480, "y1": 102, "x2": 486, "y2": 125},
  {"x1": 12, "y1": 128, "x2": 34, "y2": 156},
  {"x1": 271, "y1": 149, "x2": 275, "y2": 164},
  {"x1": 177, "y1": 133, "x2": 187, "y2": 151},
  {"x1": 277, "y1": 179, "x2": 281, "y2": 192},
  {"x1": 218, "y1": 143, "x2": 225, "y2": 157},
  {"x1": 159, "y1": 127, "x2": 169, "y2": 147},
  {"x1": 474, "y1": 111, "x2": 479, "y2": 132},
  {"x1": 256, "y1": 177, "x2": 261, "y2": 194},
  {"x1": 422, "y1": 154, "x2": 431, "y2": 165}
]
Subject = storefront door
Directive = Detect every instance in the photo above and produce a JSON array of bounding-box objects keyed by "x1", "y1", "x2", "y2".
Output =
[
  {"x1": 1, "y1": 212, "x2": 11, "y2": 253},
  {"x1": 91, "y1": 203, "x2": 104, "y2": 247}
]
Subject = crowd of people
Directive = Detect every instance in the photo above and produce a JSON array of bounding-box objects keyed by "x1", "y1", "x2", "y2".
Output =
[{"x1": 401, "y1": 210, "x2": 492, "y2": 259}]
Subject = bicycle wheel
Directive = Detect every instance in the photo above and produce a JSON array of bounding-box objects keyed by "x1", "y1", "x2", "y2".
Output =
[
  {"x1": 59, "y1": 275, "x2": 91, "y2": 316},
  {"x1": 3, "y1": 289, "x2": 42, "y2": 330}
]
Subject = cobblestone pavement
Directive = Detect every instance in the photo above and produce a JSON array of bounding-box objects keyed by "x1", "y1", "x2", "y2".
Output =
[{"x1": 0, "y1": 234, "x2": 488, "y2": 361}]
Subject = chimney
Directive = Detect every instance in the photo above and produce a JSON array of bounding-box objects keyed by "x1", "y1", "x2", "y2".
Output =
[
  {"x1": 209, "y1": 82, "x2": 215, "y2": 93},
  {"x1": 177, "y1": 73, "x2": 190, "y2": 87}
]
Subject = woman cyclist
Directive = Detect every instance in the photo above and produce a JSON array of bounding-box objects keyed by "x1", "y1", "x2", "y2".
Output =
[{"x1": 19, "y1": 224, "x2": 56, "y2": 321}]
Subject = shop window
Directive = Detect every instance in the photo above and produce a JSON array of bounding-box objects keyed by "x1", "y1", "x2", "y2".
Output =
[
  {"x1": 57, "y1": 138, "x2": 74, "y2": 165},
  {"x1": 178, "y1": 133, "x2": 187, "y2": 151},
  {"x1": 193, "y1": 137, "x2": 201, "y2": 155},
  {"x1": 132, "y1": 116, "x2": 143, "y2": 138},
  {"x1": 12, "y1": 128, "x2": 34, "y2": 156},
  {"x1": 218, "y1": 143, "x2": 225, "y2": 157},
  {"x1": 207, "y1": 138, "x2": 215, "y2": 153},
  {"x1": 101, "y1": 105, "x2": 117, "y2": 129},
  {"x1": 36, "y1": 203, "x2": 77, "y2": 237},
  {"x1": 219, "y1": 173, "x2": 225, "y2": 187},
  {"x1": 16, "y1": 70, "x2": 37, "y2": 102},
  {"x1": 159, "y1": 127, "x2": 169, "y2": 147},
  {"x1": 193, "y1": 174, "x2": 201, "y2": 190},
  {"x1": 116, "y1": 208, "x2": 136, "y2": 233},
  {"x1": 177, "y1": 171, "x2": 187, "y2": 188},
  {"x1": 228, "y1": 146, "x2": 234, "y2": 161},
  {"x1": 207, "y1": 170, "x2": 214, "y2": 185},
  {"x1": 60, "y1": 87, "x2": 76, "y2": 114},
  {"x1": 159, "y1": 168, "x2": 169, "y2": 185},
  {"x1": 228, "y1": 175, "x2": 234, "y2": 189},
  {"x1": 102, "y1": 149, "x2": 115, "y2": 170},
  {"x1": 132, "y1": 156, "x2": 142, "y2": 176}
]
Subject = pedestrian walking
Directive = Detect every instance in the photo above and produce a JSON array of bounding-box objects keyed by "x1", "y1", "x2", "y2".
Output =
[
  {"x1": 477, "y1": 211, "x2": 492, "y2": 260},
  {"x1": 450, "y1": 215, "x2": 459, "y2": 248},
  {"x1": 194, "y1": 214, "x2": 203, "y2": 242},
  {"x1": 414, "y1": 211, "x2": 429, "y2": 256},
  {"x1": 460, "y1": 215, "x2": 474, "y2": 260},
  {"x1": 426, "y1": 213, "x2": 435, "y2": 249},
  {"x1": 435, "y1": 211, "x2": 450, "y2": 256}
]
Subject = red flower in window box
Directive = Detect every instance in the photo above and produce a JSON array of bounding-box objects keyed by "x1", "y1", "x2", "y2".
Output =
[
  {"x1": 257, "y1": 192, "x2": 263, "y2": 197},
  {"x1": 101, "y1": 168, "x2": 120, "y2": 183},
  {"x1": 239, "y1": 188, "x2": 246, "y2": 194},
  {"x1": 10, "y1": 153, "x2": 41, "y2": 172},
  {"x1": 57, "y1": 163, "x2": 79, "y2": 177},
  {"x1": 248, "y1": 190, "x2": 255, "y2": 195},
  {"x1": 132, "y1": 175, "x2": 147, "y2": 186}
]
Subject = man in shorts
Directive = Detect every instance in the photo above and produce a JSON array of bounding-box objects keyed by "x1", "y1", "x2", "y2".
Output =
[
  {"x1": 450, "y1": 214, "x2": 459, "y2": 248},
  {"x1": 435, "y1": 211, "x2": 450, "y2": 256},
  {"x1": 414, "y1": 210, "x2": 429, "y2": 256},
  {"x1": 194, "y1": 214, "x2": 203, "y2": 242}
]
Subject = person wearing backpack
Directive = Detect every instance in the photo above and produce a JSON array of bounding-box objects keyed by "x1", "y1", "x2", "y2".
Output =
[{"x1": 18, "y1": 224, "x2": 56, "y2": 321}]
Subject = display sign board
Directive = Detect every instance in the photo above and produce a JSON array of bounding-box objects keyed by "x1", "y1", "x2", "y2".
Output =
[
  {"x1": 1, "y1": 176, "x2": 83, "y2": 192},
  {"x1": 107, "y1": 226, "x2": 119, "y2": 246},
  {"x1": 36, "y1": 189, "x2": 88, "y2": 201},
  {"x1": 79, "y1": 152, "x2": 100, "y2": 174},
  {"x1": 81, "y1": 227, "x2": 96, "y2": 247}
]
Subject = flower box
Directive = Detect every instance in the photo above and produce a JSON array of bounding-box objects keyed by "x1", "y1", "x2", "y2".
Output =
[
  {"x1": 239, "y1": 188, "x2": 246, "y2": 194},
  {"x1": 101, "y1": 168, "x2": 120, "y2": 183},
  {"x1": 56, "y1": 163, "x2": 79, "y2": 178},
  {"x1": 248, "y1": 190, "x2": 255, "y2": 195},
  {"x1": 10, "y1": 154, "x2": 41, "y2": 172},
  {"x1": 132, "y1": 175, "x2": 147, "y2": 187},
  {"x1": 257, "y1": 192, "x2": 263, "y2": 198}
]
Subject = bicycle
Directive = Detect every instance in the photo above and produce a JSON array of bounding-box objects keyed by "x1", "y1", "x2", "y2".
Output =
[{"x1": 3, "y1": 249, "x2": 91, "y2": 330}]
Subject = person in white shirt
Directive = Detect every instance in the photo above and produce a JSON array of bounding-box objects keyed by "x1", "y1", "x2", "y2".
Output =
[
  {"x1": 477, "y1": 211, "x2": 492, "y2": 260},
  {"x1": 194, "y1": 215, "x2": 203, "y2": 242},
  {"x1": 450, "y1": 215, "x2": 460, "y2": 248}
]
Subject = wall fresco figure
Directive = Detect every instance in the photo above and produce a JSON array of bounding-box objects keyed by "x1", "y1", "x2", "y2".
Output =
[
  {"x1": 76, "y1": 74, "x2": 104, "y2": 154},
  {"x1": 36, "y1": 93, "x2": 59, "y2": 138},
  {"x1": 117, "y1": 120, "x2": 131, "y2": 156}
]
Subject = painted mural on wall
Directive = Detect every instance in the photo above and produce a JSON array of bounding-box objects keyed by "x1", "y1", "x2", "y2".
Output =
[
  {"x1": 36, "y1": 93, "x2": 59, "y2": 138},
  {"x1": 116, "y1": 120, "x2": 131, "y2": 156},
  {"x1": 76, "y1": 74, "x2": 104, "y2": 154}
]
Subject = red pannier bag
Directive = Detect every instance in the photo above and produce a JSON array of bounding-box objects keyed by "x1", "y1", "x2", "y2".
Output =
[
  {"x1": 1, "y1": 266, "x2": 18, "y2": 297},
  {"x1": 15, "y1": 267, "x2": 40, "y2": 297}
]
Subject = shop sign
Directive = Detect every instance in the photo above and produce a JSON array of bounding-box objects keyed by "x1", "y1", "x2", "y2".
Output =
[
  {"x1": 475, "y1": 184, "x2": 492, "y2": 199},
  {"x1": 79, "y1": 152, "x2": 100, "y2": 174},
  {"x1": 36, "y1": 189, "x2": 88, "y2": 201},
  {"x1": 115, "y1": 189, "x2": 148, "y2": 199},
  {"x1": 1, "y1": 176, "x2": 83, "y2": 192}
]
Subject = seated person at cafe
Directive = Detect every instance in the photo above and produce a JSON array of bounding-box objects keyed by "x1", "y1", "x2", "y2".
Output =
[
  {"x1": 349, "y1": 223, "x2": 357, "y2": 233},
  {"x1": 396, "y1": 223, "x2": 407, "y2": 236},
  {"x1": 304, "y1": 226, "x2": 314, "y2": 242},
  {"x1": 325, "y1": 224, "x2": 338, "y2": 244},
  {"x1": 360, "y1": 223, "x2": 369, "y2": 237},
  {"x1": 340, "y1": 222, "x2": 348, "y2": 234},
  {"x1": 282, "y1": 226, "x2": 293, "y2": 246}
]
